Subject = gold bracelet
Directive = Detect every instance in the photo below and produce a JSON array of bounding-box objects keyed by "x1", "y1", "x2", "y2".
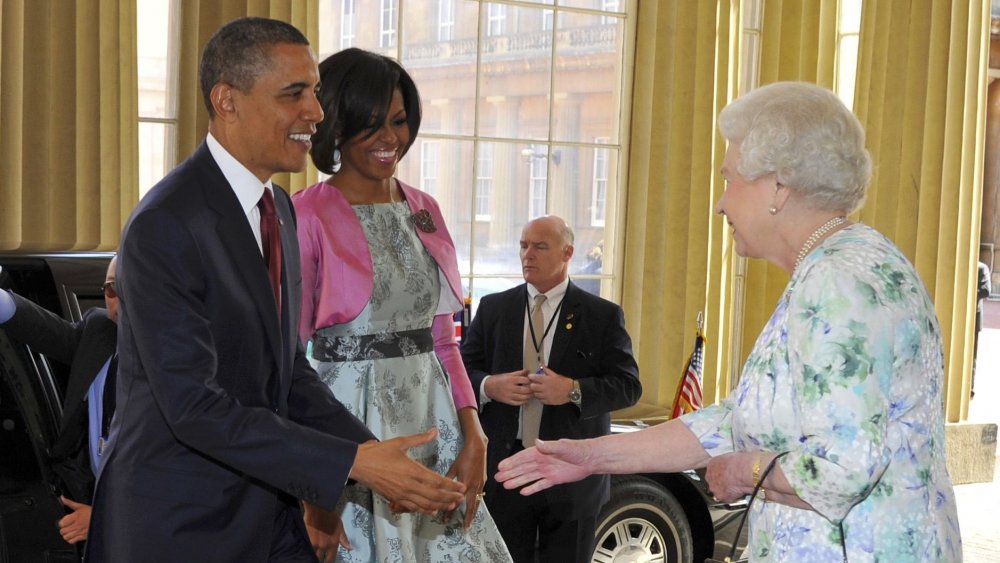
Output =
[{"x1": 751, "y1": 452, "x2": 763, "y2": 487}]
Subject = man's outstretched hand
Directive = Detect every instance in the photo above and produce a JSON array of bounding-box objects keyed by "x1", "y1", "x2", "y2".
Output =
[{"x1": 350, "y1": 427, "x2": 465, "y2": 515}]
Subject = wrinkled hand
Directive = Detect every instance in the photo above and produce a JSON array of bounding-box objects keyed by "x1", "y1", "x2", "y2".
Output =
[
  {"x1": 495, "y1": 438, "x2": 593, "y2": 496},
  {"x1": 484, "y1": 370, "x2": 533, "y2": 405},
  {"x1": 444, "y1": 430, "x2": 488, "y2": 528},
  {"x1": 304, "y1": 502, "x2": 350, "y2": 563},
  {"x1": 58, "y1": 496, "x2": 91, "y2": 544},
  {"x1": 350, "y1": 428, "x2": 465, "y2": 515},
  {"x1": 527, "y1": 367, "x2": 574, "y2": 405},
  {"x1": 704, "y1": 452, "x2": 755, "y2": 502}
]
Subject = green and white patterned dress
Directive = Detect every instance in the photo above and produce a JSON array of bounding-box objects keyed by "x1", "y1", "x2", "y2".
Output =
[
  {"x1": 311, "y1": 202, "x2": 511, "y2": 563},
  {"x1": 685, "y1": 224, "x2": 962, "y2": 562}
]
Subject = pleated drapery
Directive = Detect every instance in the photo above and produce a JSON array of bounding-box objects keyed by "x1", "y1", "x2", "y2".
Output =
[
  {"x1": 615, "y1": 0, "x2": 738, "y2": 420},
  {"x1": 854, "y1": 0, "x2": 990, "y2": 422},
  {"x1": 175, "y1": 0, "x2": 319, "y2": 194},
  {"x1": 0, "y1": 0, "x2": 137, "y2": 250},
  {"x1": 617, "y1": 0, "x2": 989, "y2": 424}
]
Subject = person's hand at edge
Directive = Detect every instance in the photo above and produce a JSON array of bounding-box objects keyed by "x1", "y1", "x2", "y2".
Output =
[
  {"x1": 303, "y1": 501, "x2": 350, "y2": 563},
  {"x1": 58, "y1": 496, "x2": 92, "y2": 545},
  {"x1": 350, "y1": 427, "x2": 465, "y2": 515},
  {"x1": 445, "y1": 407, "x2": 488, "y2": 528},
  {"x1": 495, "y1": 438, "x2": 594, "y2": 496}
]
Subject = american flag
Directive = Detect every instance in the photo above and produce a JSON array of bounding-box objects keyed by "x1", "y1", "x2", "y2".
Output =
[{"x1": 672, "y1": 331, "x2": 704, "y2": 418}]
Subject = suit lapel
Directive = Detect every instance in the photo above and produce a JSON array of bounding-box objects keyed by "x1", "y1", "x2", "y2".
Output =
[
  {"x1": 547, "y1": 282, "x2": 580, "y2": 368},
  {"x1": 196, "y1": 147, "x2": 284, "y2": 365},
  {"x1": 503, "y1": 286, "x2": 530, "y2": 370}
]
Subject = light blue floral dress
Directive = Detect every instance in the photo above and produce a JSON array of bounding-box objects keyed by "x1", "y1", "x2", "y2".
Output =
[
  {"x1": 685, "y1": 224, "x2": 962, "y2": 562},
  {"x1": 311, "y1": 202, "x2": 511, "y2": 563}
]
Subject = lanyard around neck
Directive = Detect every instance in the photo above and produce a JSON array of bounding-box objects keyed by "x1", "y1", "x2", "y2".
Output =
[{"x1": 526, "y1": 292, "x2": 566, "y2": 356}]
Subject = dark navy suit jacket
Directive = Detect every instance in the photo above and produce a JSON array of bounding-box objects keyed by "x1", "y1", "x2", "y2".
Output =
[
  {"x1": 461, "y1": 281, "x2": 641, "y2": 520},
  {"x1": 86, "y1": 143, "x2": 374, "y2": 562},
  {"x1": 4, "y1": 295, "x2": 115, "y2": 503}
]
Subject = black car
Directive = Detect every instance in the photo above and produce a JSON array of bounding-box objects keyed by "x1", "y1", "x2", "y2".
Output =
[
  {"x1": 0, "y1": 252, "x2": 744, "y2": 563},
  {"x1": 595, "y1": 423, "x2": 747, "y2": 562}
]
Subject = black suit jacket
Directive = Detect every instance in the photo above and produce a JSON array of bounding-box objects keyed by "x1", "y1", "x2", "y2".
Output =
[
  {"x1": 86, "y1": 143, "x2": 375, "y2": 563},
  {"x1": 461, "y1": 281, "x2": 641, "y2": 520},
  {"x1": 3, "y1": 295, "x2": 115, "y2": 502}
]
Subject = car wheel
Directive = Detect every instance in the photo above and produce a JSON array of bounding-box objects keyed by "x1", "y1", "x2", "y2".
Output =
[{"x1": 592, "y1": 475, "x2": 693, "y2": 563}]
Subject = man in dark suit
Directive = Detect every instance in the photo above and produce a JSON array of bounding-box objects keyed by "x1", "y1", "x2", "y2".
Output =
[
  {"x1": 461, "y1": 215, "x2": 641, "y2": 563},
  {"x1": 86, "y1": 17, "x2": 463, "y2": 563},
  {"x1": 0, "y1": 256, "x2": 119, "y2": 549}
]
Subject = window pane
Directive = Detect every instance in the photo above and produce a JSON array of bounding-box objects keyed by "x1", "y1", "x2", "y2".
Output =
[
  {"x1": 560, "y1": 0, "x2": 623, "y2": 12},
  {"x1": 464, "y1": 276, "x2": 520, "y2": 319},
  {"x1": 469, "y1": 141, "x2": 529, "y2": 276},
  {"x1": 840, "y1": 0, "x2": 862, "y2": 34},
  {"x1": 552, "y1": 10, "x2": 624, "y2": 143},
  {"x1": 401, "y1": 0, "x2": 479, "y2": 136},
  {"x1": 478, "y1": 3, "x2": 553, "y2": 140},
  {"x1": 837, "y1": 35, "x2": 859, "y2": 111},
  {"x1": 139, "y1": 122, "x2": 175, "y2": 197},
  {"x1": 743, "y1": 0, "x2": 764, "y2": 30},
  {"x1": 137, "y1": 0, "x2": 175, "y2": 119},
  {"x1": 394, "y1": 138, "x2": 475, "y2": 274},
  {"x1": 741, "y1": 32, "x2": 760, "y2": 94},
  {"x1": 548, "y1": 143, "x2": 614, "y2": 277}
]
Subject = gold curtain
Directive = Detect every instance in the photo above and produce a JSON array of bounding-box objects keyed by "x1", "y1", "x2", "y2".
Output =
[
  {"x1": 616, "y1": 0, "x2": 738, "y2": 420},
  {"x1": 854, "y1": 0, "x2": 990, "y2": 422},
  {"x1": 0, "y1": 0, "x2": 137, "y2": 251},
  {"x1": 730, "y1": 0, "x2": 840, "y2": 391},
  {"x1": 175, "y1": 0, "x2": 319, "y2": 193}
]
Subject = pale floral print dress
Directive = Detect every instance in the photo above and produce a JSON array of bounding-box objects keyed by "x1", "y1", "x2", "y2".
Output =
[
  {"x1": 311, "y1": 202, "x2": 511, "y2": 563},
  {"x1": 685, "y1": 224, "x2": 962, "y2": 562}
]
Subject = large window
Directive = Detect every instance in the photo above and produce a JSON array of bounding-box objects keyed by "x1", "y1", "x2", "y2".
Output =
[
  {"x1": 135, "y1": 2, "x2": 632, "y2": 310},
  {"x1": 317, "y1": 0, "x2": 632, "y2": 310}
]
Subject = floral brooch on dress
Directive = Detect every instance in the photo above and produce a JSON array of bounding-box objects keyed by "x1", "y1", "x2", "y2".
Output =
[{"x1": 411, "y1": 209, "x2": 437, "y2": 233}]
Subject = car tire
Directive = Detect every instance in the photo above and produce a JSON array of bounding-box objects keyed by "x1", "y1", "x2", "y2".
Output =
[{"x1": 592, "y1": 475, "x2": 694, "y2": 563}]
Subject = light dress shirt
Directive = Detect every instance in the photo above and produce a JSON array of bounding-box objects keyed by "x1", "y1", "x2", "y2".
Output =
[
  {"x1": 206, "y1": 133, "x2": 272, "y2": 256},
  {"x1": 87, "y1": 356, "x2": 114, "y2": 475},
  {"x1": 0, "y1": 290, "x2": 14, "y2": 323}
]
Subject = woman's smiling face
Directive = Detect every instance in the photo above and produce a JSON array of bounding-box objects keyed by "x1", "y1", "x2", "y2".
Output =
[
  {"x1": 715, "y1": 142, "x2": 780, "y2": 260},
  {"x1": 337, "y1": 88, "x2": 411, "y2": 184}
]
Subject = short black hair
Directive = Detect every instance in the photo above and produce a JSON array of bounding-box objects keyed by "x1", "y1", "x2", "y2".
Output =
[
  {"x1": 199, "y1": 17, "x2": 310, "y2": 118},
  {"x1": 311, "y1": 48, "x2": 422, "y2": 174}
]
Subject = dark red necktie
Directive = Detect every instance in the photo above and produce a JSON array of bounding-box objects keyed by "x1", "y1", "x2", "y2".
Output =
[{"x1": 257, "y1": 188, "x2": 282, "y2": 314}]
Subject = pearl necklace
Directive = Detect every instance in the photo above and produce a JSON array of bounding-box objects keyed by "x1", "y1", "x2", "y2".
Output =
[{"x1": 794, "y1": 216, "x2": 847, "y2": 271}]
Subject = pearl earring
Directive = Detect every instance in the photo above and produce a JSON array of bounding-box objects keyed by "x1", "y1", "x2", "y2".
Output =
[
  {"x1": 768, "y1": 205, "x2": 778, "y2": 215},
  {"x1": 333, "y1": 147, "x2": 341, "y2": 163}
]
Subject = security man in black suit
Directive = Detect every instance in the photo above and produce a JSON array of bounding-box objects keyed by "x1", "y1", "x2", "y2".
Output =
[
  {"x1": 461, "y1": 215, "x2": 641, "y2": 563},
  {"x1": 0, "y1": 256, "x2": 119, "y2": 548}
]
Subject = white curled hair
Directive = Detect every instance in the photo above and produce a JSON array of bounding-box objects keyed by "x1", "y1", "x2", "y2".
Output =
[{"x1": 718, "y1": 82, "x2": 872, "y2": 214}]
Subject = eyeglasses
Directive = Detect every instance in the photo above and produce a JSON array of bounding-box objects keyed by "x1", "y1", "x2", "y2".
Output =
[{"x1": 101, "y1": 281, "x2": 117, "y2": 298}]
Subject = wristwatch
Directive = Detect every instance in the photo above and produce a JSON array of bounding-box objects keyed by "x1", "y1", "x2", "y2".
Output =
[{"x1": 568, "y1": 379, "x2": 582, "y2": 406}]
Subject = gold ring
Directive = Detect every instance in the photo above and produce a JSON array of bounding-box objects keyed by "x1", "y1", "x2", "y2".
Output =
[{"x1": 476, "y1": 492, "x2": 485, "y2": 500}]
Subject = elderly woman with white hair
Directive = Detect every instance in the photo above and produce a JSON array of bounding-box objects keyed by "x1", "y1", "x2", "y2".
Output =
[{"x1": 496, "y1": 82, "x2": 962, "y2": 562}]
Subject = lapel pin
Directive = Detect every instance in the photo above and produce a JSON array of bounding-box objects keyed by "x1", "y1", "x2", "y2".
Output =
[{"x1": 565, "y1": 323, "x2": 573, "y2": 330}]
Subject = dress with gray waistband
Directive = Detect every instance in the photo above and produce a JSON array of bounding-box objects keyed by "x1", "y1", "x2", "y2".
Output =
[{"x1": 310, "y1": 201, "x2": 511, "y2": 563}]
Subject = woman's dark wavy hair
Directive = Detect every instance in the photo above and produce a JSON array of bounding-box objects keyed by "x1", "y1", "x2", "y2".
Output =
[{"x1": 311, "y1": 48, "x2": 422, "y2": 175}]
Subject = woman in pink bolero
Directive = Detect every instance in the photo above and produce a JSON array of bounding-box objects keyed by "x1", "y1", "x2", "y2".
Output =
[{"x1": 292, "y1": 48, "x2": 511, "y2": 563}]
